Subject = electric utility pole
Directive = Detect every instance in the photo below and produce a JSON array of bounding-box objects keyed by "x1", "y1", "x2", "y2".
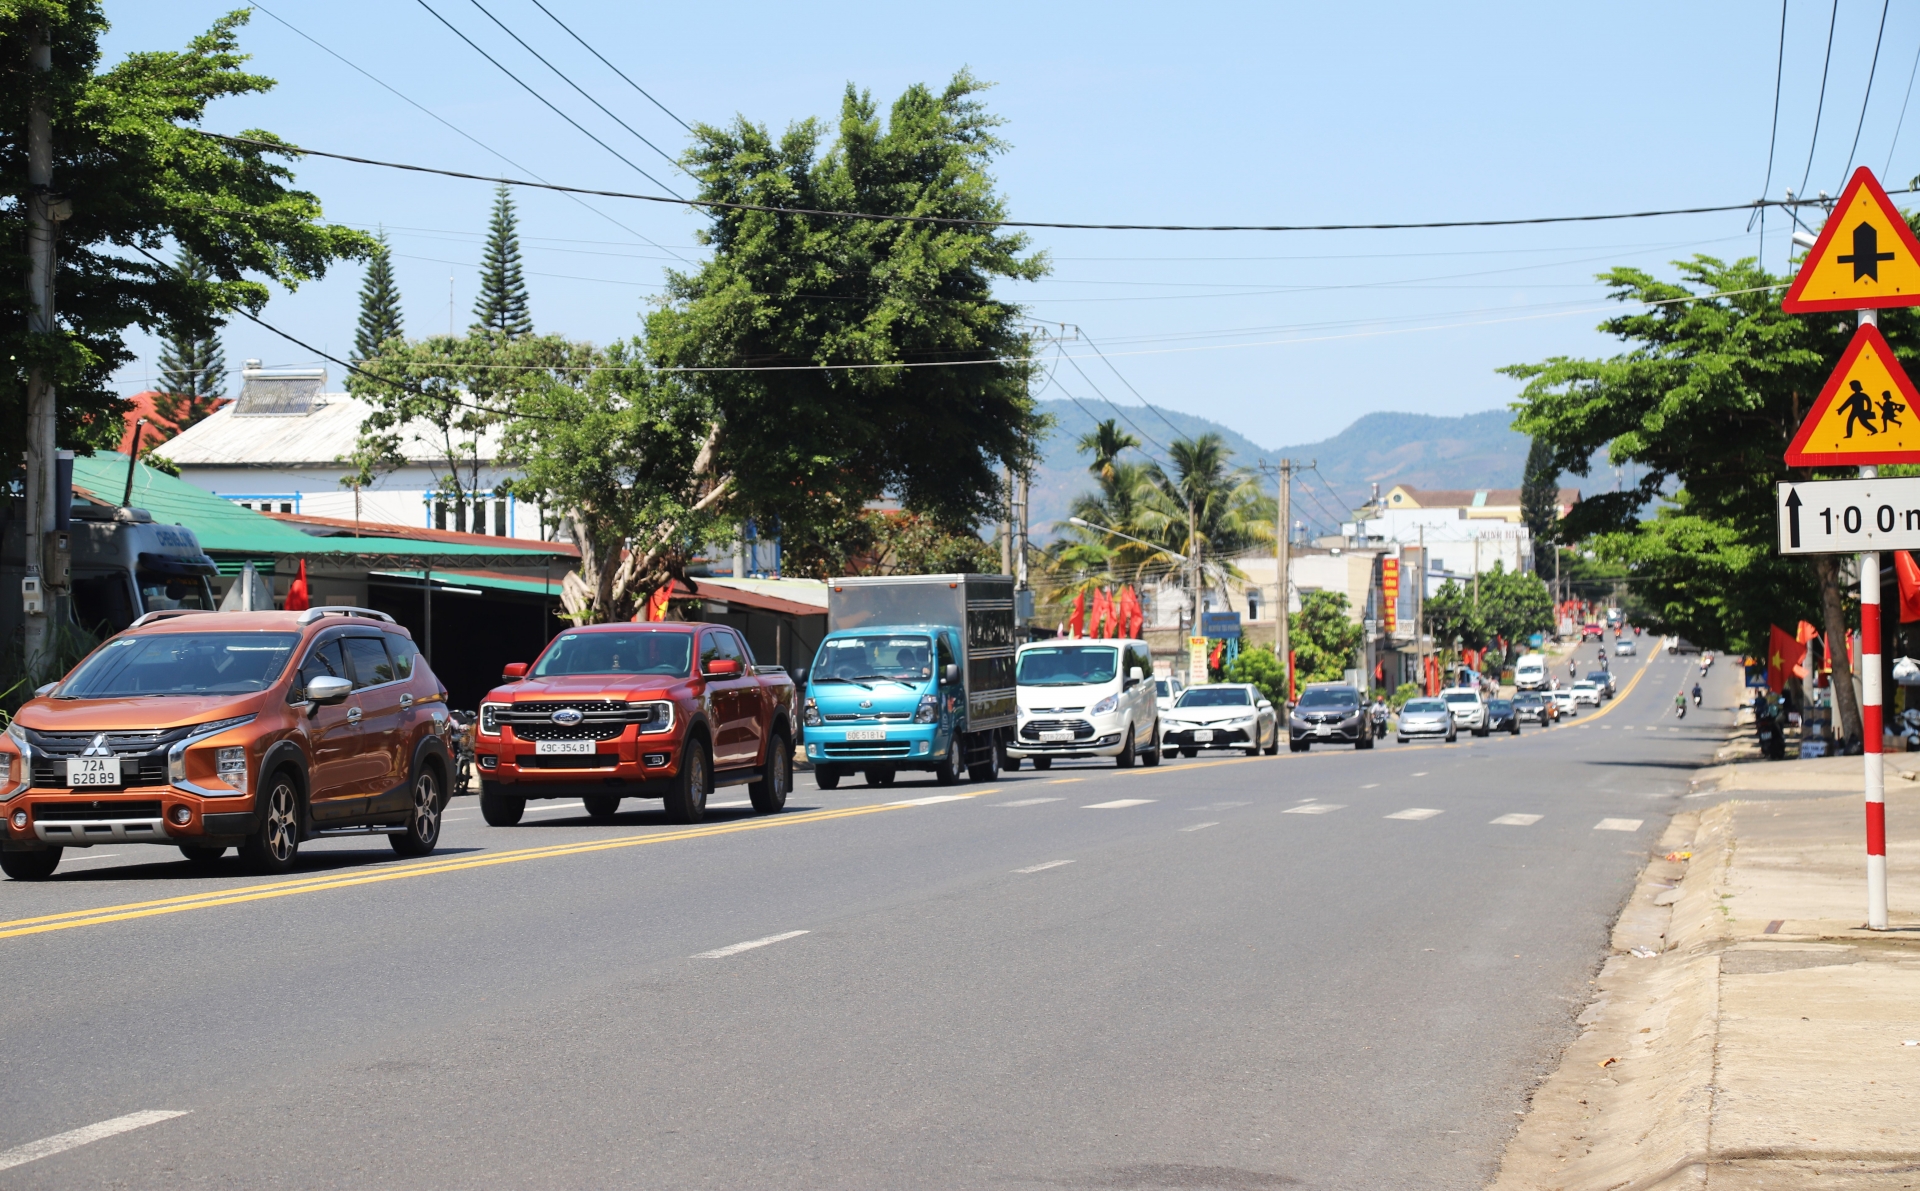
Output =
[{"x1": 23, "y1": 24, "x2": 59, "y2": 671}]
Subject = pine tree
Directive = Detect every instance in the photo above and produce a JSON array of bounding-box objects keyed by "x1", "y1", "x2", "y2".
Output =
[
  {"x1": 471, "y1": 185, "x2": 532, "y2": 339},
  {"x1": 353, "y1": 230, "x2": 404, "y2": 362},
  {"x1": 151, "y1": 246, "x2": 227, "y2": 442},
  {"x1": 1520, "y1": 435, "x2": 1559, "y2": 575}
]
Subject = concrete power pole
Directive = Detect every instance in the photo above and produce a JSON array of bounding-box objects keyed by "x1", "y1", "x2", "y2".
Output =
[
  {"x1": 23, "y1": 25, "x2": 58, "y2": 671},
  {"x1": 1275, "y1": 460, "x2": 1290, "y2": 692}
]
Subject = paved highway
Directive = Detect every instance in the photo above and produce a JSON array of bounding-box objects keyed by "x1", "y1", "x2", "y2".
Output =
[{"x1": 0, "y1": 642, "x2": 1744, "y2": 1189}]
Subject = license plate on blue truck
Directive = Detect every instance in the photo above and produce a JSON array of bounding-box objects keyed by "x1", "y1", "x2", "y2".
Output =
[{"x1": 845, "y1": 728, "x2": 885, "y2": 741}]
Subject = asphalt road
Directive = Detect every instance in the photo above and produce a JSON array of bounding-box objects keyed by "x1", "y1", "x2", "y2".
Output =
[{"x1": 0, "y1": 640, "x2": 1745, "y2": 1190}]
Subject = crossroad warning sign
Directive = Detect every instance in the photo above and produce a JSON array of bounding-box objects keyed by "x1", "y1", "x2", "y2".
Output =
[
  {"x1": 1785, "y1": 323, "x2": 1920, "y2": 465},
  {"x1": 1782, "y1": 167, "x2": 1920, "y2": 312}
]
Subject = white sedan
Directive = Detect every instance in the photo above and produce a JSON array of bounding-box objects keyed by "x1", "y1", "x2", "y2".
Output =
[
  {"x1": 1550, "y1": 688, "x2": 1579, "y2": 717},
  {"x1": 1161, "y1": 684, "x2": 1279, "y2": 757},
  {"x1": 1570, "y1": 680, "x2": 1602, "y2": 707}
]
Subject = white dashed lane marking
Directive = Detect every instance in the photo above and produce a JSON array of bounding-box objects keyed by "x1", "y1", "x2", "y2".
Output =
[
  {"x1": 693, "y1": 930, "x2": 810, "y2": 959},
  {"x1": 889, "y1": 794, "x2": 974, "y2": 807},
  {"x1": 1283, "y1": 803, "x2": 1345, "y2": 815},
  {"x1": 994, "y1": 797, "x2": 1063, "y2": 807},
  {"x1": 1595, "y1": 818, "x2": 1645, "y2": 832},
  {"x1": 1179, "y1": 822, "x2": 1220, "y2": 832},
  {"x1": 1083, "y1": 799, "x2": 1155, "y2": 809},
  {"x1": 1014, "y1": 860, "x2": 1074, "y2": 874},
  {"x1": 0, "y1": 1111, "x2": 190, "y2": 1174},
  {"x1": 1384, "y1": 808, "x2": 1444, "y2": 820},
  {"x1": 1491, "y1": 814, "x2": 1543, "y2": 826}
]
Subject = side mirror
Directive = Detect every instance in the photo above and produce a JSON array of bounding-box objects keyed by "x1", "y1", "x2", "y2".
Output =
[
  {"x1": 306, "y1": 675, "x2": 352, "y2": 706},
  {"x1": 502, "y1": 663, "x2": 528, "y2": 681},
  {"x1": 943, "y1": 663, "x2": 960, "y2": 685},
  {"x1": 1259, "y1": 699, "x2": 1272, "y2": 710},
  {"x1": 706, "y1": 657, "x2": 742, "y2": 677},
  {"x1": 32, "y1": 682, "x2": 56, "y2": 698}
]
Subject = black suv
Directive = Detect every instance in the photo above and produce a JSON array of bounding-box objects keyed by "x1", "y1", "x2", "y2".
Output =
[{"x1": 1288, "y1": 683, "x2": 1369, "y2": 751}]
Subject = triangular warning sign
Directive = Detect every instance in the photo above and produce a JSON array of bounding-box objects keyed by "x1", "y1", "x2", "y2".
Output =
[
  {"x1": 1786, "y1": 323, "x2": 1920, "y2": 465},
  {"x1": 1782, "y1": 167, "x2": 1920, "y2": 312}
]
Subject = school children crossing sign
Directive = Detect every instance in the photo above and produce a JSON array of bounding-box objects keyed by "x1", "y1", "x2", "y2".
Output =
[
  {"x1": 1784, "y1": 323, "x2": 1920, "y2": 466},
  {"x1": 1781, "y1": 166, "x2": 1920, "y2": 312}
]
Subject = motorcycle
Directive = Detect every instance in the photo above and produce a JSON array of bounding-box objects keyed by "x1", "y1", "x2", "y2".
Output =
[
  {"x1": 1692, "y1": 686, "x2": 1703, "y2": 708},
  {"x1": 1371, "y1": 708, "x2": 1388, "y2": 740}
]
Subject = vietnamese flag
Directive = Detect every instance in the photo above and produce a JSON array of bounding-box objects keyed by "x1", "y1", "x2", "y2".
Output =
[
  {"x1": 645, "y1": 585, "x2": 671, "y2": 622},
  {"x1": 1768, "y1": 624, "x2": 1807, "y2": 693},
  {"x1": 285, "y1": 560, "x2": 310, "y2": 612},
  {"x1": 1897, "y1": 551, "x2": 1920, "y2": 622}
]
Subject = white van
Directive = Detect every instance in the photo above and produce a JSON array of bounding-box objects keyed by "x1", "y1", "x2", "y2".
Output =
[
  {"x1": 1513, "y1": 653, "x2": 1547, "y2": 691},
  {"x1": 1008, "y1": 638, "x2": 1162, "y2": 770}
]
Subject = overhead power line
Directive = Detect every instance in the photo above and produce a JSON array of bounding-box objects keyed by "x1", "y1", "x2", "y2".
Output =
[
  {"x1": 464, "y1": 0, "x2": 685, "y2": 174},
  {"x1": 1884, "y1": 36, "x2": 1920, "y2": 176},
  {"x1": 525, "y1": 0, "x2": 693, "y2": 133},
  {"x1": 202, "y1": 133, "x2": 1851, "y2": 233},
  {"x1": 1798, "y1": 0, "x2": 1841, "y2": 200},
  {"x1": 1753, "y1": 0, "x2": 1787, "y2": 265},
  {"x1": 1841, "y1": 0, "x2": 1892, "y2": 185},
  {"x1": 412, "y1": 0, "x2": 682, "y2": 196}
]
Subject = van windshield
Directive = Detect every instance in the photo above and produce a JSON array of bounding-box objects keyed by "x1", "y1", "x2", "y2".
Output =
[
  {"x1": 812, "y1": 635, "x2": 934, "y2": 684},
  {"x1": 534, "y1": 631, "x2": 692, "y2": 678},
  {"x1": 60, "y1": 632, "x2": 300, "y2": 697},
  {"x1": 1017, "y1": 646, "x2": 1119, "y2": 686}
]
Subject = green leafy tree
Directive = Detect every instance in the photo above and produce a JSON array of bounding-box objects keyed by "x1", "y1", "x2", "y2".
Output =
[
  {"x1": 1291, "y1": 590, "x2": 1363, "y2": 684},
  {"x1": 1474, "y1": 563, "x2": 1555, "y2": 648},
  {"x1": 849, "y1": 511, "x2": 996, "y2": 575},
  {"x1": 1225, "y1": 643, "x2": 1286, "y2": 705},
  {"x1": 0, "y1": 6, "x2": 370, "y2": 469},
  {"x1": 353, "y1": 230, "x2": 404, "y2": 362},
  {"x1": 1501, "y1": 252, "x2": 1920, "y2": 740},
  {"x1": 645, "y1": 72, "x2": 1049, "y2": 566},
  {"x1": 1520, "y1": 436, "x2": 1559, "y2": 574},
  {"x1": 149, "y1": 246, "x2": 225, "y2": 442},
  {"x1": 1422, "y1": 579, "x2": 1480, "y2": 653},
  {"x1": 472, "y1": 185, "x2": 531, "y2": 339}
]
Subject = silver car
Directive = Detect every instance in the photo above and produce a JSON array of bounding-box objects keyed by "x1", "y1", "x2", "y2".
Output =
[{"x1": 1396, "y1": 697, "x2": 1457, "y2": 744}]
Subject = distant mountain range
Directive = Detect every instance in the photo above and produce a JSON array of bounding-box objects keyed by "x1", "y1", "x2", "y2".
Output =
[{"x1": 1029, "y1": 401, "x2": 1557, "y2": 537}]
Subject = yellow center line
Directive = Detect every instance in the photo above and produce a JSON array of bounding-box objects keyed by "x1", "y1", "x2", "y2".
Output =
[
  {"x1": 0, "y1": 800, "x2": 916, "y2": 942},
  {"x1": 1565, "y1": 639, "x2": 1665, "y2": 726}
]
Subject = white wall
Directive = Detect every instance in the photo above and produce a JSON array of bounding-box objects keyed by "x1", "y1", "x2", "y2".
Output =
[{"x1": 177, "y1": 463, "x2": 549, "y2": 539}]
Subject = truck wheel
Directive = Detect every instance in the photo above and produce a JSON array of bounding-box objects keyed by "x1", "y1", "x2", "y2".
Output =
[
  {"x1": 391, "y1": 766, "x2": 444, "y2": 856},
  {"x1": 933, "y1": 746, "x2": 960, "y2": 786},
  {"x1": 0, "y1": 849, "x2": 62, "y2": 880},
  {"x1": 480, "y1": 784, "x2": 525, "y2": 826},
  {"x1": 582, "y1": 794, "x2": 622, "y2": 823},
  {"x1": 815, "y1": 767, "x2": 842, "y2": 791},
  {"x1": 1032, "y1": 756, "x2": 1052, "y2": 771},
  {"x1": 1114, "y1": 729, "x2": 1136, "y2": 769},
  {"x1": 749, "y1": 737, "x2": 790, "y2": 813},
  {"x1": 664, "y1": 739, "x2": 711, "y2": 824},
  {"x1": 179, "y1": 844, "x2": 226, "y2": 868},
  {"x1": 239, "y1": 771, "x2": 302, "y2": 875}
]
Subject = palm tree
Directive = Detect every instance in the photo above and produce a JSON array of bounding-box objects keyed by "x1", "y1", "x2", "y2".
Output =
[
  {"x1": 1076, "y1": 418, "x2": 1139, "y2": 484},
  {"x1": 1134, "y1": 433, "x2": 1274, "y2": 598}
]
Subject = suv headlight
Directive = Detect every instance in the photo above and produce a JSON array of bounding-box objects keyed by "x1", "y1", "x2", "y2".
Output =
[
  {"x1": 479, "y1": 702, "x2": 506, "y2": 736},
  {"x1": 1089, "y1": 693, "x2": 1119, "y2": 715},
  {"x1": 914, "y1": 694, "x2": 938, "y2": 724},
  {"x1": 803, "y1": 698, "x2": 822, "y2": 727},
  {"x1": 215, "y1": 746, "x2": 247, "y2": 791},
  {"x1": 167, "y1": 714, "x2": 256, "y2": 787}
]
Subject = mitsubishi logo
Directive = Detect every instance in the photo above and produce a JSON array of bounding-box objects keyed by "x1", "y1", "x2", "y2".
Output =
[
  {"x1": 81, "y1": 733, "x2": 110, "y2": 757},
  {"x1": 550, "y1": 708, "x2": 584, "y2": 726},
  {"x1": 859, "y1": 700, "x2": 872, "y2": 709}
]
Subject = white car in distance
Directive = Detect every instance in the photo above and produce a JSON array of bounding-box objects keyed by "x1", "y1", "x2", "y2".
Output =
[
  {"x1": 1570, "y1": 680, "x2": 1602, "y2": 707},
  {"x1": 1154, "y1": 676, "x2": 1185, "y2": 715},
  {"x1": 1549, "y1": 688, "x2": 1579, "y2": 718},
  {"x1": 1440, "y1": 687, "x2": 1489, "y2": 737}
]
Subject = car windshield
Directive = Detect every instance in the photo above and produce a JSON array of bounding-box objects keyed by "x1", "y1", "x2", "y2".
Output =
[
  {"x1": 1443, "y1": 692, "x2": 1479, "y2": 705},
  {"x1": 1017, "y1": 645, "x2": 1118, "y2": 686},
  {"x1": 1295, "y1": 687, "x2": 1357, "y2": 708},
  {"x1": 1573, "y1": 682, "x2": 1596, "y2": 689},
  {"x1": 812, "y1": 635, "x2": 935, "y2": 684},
  {"x1": 1176, "y1": 687, "x2": 1252, "y2": 708},
  {"x1": 1516, "y1": 694, "x2": 1543, "y2": 705},
  {"x1": 59, "y1": 631, "x2": 300, "y2": 697},
  {"x1": 1403, "y1": 699, "x2": 1446, "y2": 714},
  {"x1": 1587, "y1": 672, "x2": 1610, "y2": 681},
  {"x1": 534, "y1": 631, "x2": 692, "y2": 678},
  {"x1": 1489, "y1": 700, "x2": 1513, "y2": 712},
  {"x1": 1155, "y1": 679, "x2": 1173, "y2": 697}
]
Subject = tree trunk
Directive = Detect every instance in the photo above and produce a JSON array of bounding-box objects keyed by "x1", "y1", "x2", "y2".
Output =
[{"x1": 1816, "y1": 555, "x2": 1862, "y2": 743}]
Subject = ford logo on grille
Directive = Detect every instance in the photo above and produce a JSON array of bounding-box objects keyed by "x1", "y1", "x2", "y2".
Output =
[{"x1": 550, "y1": 708, "x2": 584, "y2": 726}]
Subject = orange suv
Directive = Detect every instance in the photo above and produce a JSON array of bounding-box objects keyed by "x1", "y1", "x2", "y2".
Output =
[{"x1": 0, "y1": 607, "x2": 455, "y2": 880}]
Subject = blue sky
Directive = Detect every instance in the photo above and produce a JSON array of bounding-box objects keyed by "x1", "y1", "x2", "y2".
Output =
[{"x1": 102, "y1": 1, "x2": 1920, "y2": 450}]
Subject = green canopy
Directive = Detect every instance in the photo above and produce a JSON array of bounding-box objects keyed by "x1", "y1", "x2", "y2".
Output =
[{"x1": 72, "y1": 452, "x2": 570, "y2": 570}]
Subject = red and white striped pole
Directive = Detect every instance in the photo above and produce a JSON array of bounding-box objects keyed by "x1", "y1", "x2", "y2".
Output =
[{"x1": 1860, "y1": 308, "x2": 1890, "y2": 931}]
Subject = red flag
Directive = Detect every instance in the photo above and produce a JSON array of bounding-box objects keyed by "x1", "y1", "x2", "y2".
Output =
[
  {"x1": 1287, "y1": 650, "x2": 1297, "y2": 702},
  {"x1": 1069, "y1": 591, "x2": 1086, "y2": 638},
  {"x1": 1797, "y1": 620, "x2": 1820, "y2": 644},
  {"x1": 1767, "y1": 624, "x2": 1806, "y2": 694},
  {"x1": 1093, "y1": 588, "x2": 1113, "y2": 638},
  {"x1": 1122, "y1": 586, "x2": 1143, "y2": 639},
  {"x1": 645, "y1": 585, "x2": 671, "y2": 622},
  {"x1": 1898, "y1": 551, "x2": 1920, "y2": 622},
  {"x1": 285, "y1": 560, "x2": 310, "y2": 612}
]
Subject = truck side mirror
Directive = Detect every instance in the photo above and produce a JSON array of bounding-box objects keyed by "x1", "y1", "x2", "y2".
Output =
[
  {"x1": 706, "y1": 658, "x2": 742, "y2": 677},
  {"x1": 1127, "y1": 665, "x2": 1143, "y2": 687},
  {"x1": 502, "y1": 663, "x2": 528, "y2": 681},
  {"x1": 943, "y1": 663, "x2": 959, "y2": 685},
  {"x1": 305, "y1": 675, "x2": 352, "y2": 706}
]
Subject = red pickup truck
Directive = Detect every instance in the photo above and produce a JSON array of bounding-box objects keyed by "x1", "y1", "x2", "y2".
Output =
[{"x1": 473, "y1": 622, "x2": 796, "y2": 826}]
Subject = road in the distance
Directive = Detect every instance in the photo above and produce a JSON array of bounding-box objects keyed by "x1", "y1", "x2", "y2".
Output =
[{"x1": 0, "y1": 642, "x2": 1742, "y2": 1189}]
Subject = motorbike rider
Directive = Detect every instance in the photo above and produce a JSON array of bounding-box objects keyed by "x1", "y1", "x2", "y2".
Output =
[
  {"x1": 1675, "y1": 691, "x2": 1687, "y2": 718},
  {"x1": 1692, "y1": 681, "x2": 1702, "y2": 707},
  {"x1": 1370, "y1": 696, "x2": 1389, "y2": 739}
]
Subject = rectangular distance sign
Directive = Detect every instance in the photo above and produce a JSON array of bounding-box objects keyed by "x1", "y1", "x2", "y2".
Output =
[{"x1": 1777, "y1": 477, "x2": 1920, "y2": 553}]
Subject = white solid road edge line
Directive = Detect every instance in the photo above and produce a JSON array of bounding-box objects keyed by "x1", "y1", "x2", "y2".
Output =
[
  {"x1": 1014, "y1": 859, "x2": 1075, "y2": 873},
  {"x1": 0, "y1": 1110, "x2": 190, "y2": 1173},
  {"x1": 693, "y1": 930, "x2": 810, "y2": 959}
]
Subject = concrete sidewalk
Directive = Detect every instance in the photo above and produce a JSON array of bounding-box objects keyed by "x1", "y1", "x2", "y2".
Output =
[{"x1": 1492, "y1": 758, "x2": 1920, "y2": 1188}]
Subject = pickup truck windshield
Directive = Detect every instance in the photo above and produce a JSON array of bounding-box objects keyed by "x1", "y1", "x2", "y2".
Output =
[
  {"x1": 61, "y1": 632, "x2": 300, "y2": 697},
  {"x1": 812, "y1": 635, "x2": 934, "y2": 683},
  {"x1": 1176, "y1": 687, "x2": 1252, "y2": 708},
  {"x1": 534, "y1": 631, "x2": 692, "y2": 678},
  {"x1": 1017, "y1": 646, "x2": 1118, "y2": 686}
]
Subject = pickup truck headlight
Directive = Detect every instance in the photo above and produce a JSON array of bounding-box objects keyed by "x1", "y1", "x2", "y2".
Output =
[
  {"x1": 803, "y1": 698, "x2": 822, "y2": 727},
  {"x1": 1089, "y1": 693, "x2": 1119, "y2": 715},
  {"x1": 914, "y1": 694, "x2": 938, "y2": 724},
  {"x1": 479, "y1": 702, "x2": 506, "y2": 736}
]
